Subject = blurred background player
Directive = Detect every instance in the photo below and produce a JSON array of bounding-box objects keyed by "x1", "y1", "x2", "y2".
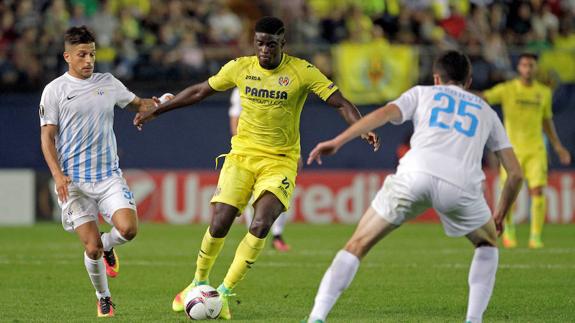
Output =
[
  {"x1": 39, "y1": 26, "x2": 156, "y2": 317},
  {"x1": 305, "y1": 51, "x2": 523, "y2": 323},
  {"x1": 229, "y1": 87, "x2": 291, "y2": 252},
  {"x1": 134, "y1": 16, "x2": 379, "y2": 319},
  {"x1": 482, "y1": 53, "x2": 572, "y2": 249}
]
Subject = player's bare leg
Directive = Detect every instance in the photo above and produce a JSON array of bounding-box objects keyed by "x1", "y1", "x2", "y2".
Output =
[
  {"x1": 216, "y1": 192, "x2": 284, "y2": 319},
  {"x1": 528, "y1": 186, "x2": 545, "y2": 248},
  {"x1": 464, "y1": 219, "x2": 499, "y2": 323},
  {"x1": 499, "y1": 172, "x2": 518, "y2": 249},
  {"x1": 172, "y1": 202, "x2": 237, "y2": 312},
  {"x1": 308, "y1": 207, "x2": 398, "y2": 323},
  {"x1": 101, "y1": 208, "x2": 138, "y2": 277},
  {"x1": 76, "y1": 221, "x2": 115, "y2": 317}
]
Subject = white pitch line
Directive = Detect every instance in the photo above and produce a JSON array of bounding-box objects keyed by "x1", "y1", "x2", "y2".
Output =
[{"x1": 2, "y1": 258, "x2": 575, "y2": 270}]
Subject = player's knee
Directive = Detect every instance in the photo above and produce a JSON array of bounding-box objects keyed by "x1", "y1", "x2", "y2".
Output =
[
  {"x1": 530, "y1": 187, "x2": 544, "y2": 196},
  {"x1": 209, "y1": 217, "x2": 230, "y2": 238},
  {"x1": 249, "y1": 217, "x2": 273, "y2": 238},
  {"x1": 474, "y1": 238, "x2": 497, "y2": 248},
  {"x1": 85, "y1": 241, "x2": 104, "y2": 259},
  {"x1": 118, "y1": 225, "x2": 137, "y2": 241}
]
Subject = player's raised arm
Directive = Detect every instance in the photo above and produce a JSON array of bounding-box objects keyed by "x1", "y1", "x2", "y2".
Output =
[
  {"x1": 133, "y1": 81, "x2": 216, "y2": 129},
  {"x1": 326, "y1": 90, "x2": 381, "y2": 151},
  {"x1": 492, "y1": 148, "x2": 523, "y2": 235},
  {"x1": 307, "y1": 103, "x2": 401, "y2": 165}
]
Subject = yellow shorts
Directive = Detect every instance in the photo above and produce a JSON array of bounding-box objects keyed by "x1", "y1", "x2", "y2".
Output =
[
  {"x1": 210, "y1": 153, "x2": 297, "y2": 213},
  {"x1": 500, "y1": 150, "x2": 547, "y2": 188}
]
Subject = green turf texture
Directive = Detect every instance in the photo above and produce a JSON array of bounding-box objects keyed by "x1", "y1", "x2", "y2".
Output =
[{"x1": 0, "y1": 223, "x2": 573, "y2": 322}]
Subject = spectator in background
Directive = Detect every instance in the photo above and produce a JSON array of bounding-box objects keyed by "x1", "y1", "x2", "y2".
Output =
[
  {"x1": 346, "y1": 5, "x2": 374, "y2": 43},
  {"x1": 208, "y1": 3, "x2": 242, "y2": 45},
  {"x1": 69, "y1": 3, "x2": 90, "y2": 27}
]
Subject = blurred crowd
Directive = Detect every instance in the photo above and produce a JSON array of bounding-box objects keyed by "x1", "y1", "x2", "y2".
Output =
[{"x1": 1, "y1": 0, "x2": 574, "y2": 90}]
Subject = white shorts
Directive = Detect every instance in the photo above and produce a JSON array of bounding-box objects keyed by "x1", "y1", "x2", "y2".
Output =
[
  {"x1": 371, "y1": 172, "x2": 491, "y2": 237},
  {"x1": 56, "y1": 174, "x2": 137, "y2": 232}
]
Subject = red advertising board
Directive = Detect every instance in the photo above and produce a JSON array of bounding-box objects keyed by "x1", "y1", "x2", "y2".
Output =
[{"x1": 123, "y1": 170, "x2": 575, "y2": 224}]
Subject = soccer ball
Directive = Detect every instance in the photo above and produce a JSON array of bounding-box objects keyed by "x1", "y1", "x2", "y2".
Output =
[{"x1": 184, "y1": 285, "x2": 222, "y2": 320}]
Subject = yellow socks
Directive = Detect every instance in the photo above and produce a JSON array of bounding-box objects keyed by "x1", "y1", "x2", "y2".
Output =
[
  {"x1": 530, "y1": 195, "x2": 546, "y2": 238},
  {"x1": 503, "y1": 209, "x2": 516, "y2": 240},
  {"x1": 194, "y1": 228, "x2": 225, "y2": 282},
  {"x1": 223, "y1": 233, "x2": 266, "y2": 290}
]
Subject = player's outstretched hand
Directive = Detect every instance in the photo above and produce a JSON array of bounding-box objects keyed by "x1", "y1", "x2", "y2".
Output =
[
  {"x1": 556, "y1": 145, "x2": 571, "y2": 165},
  {"x1": 55, "y1": 173, "x2": 71, "y2": 203},
  {"x1": 361, "y1": 131, "x2": 380, "y2": 152},
  {"x1": 134, "y1": 93, "x2": 174, "y2": 131},
  {"x1": 307, "y1": 139, "x2": 340, "y2": 165},
  {"x1": 133, "y1": 109, "x2": 157, "y2": 131}
]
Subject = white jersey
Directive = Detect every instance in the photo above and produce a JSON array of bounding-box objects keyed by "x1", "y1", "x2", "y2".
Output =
[
  {"x1": 39, "y1": 72, "x2": 136, "y2": 183},
  {"x1": 228, "y1": 87, "x2": 241, "y2": 117},
  {"x1": 391, "y1": 85, "x2": 511, "y2": 191}
]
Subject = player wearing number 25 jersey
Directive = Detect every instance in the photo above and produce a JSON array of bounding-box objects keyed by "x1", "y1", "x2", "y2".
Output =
[{"x1": 305, "y1": 51, "x2": 523, "y2": 323}]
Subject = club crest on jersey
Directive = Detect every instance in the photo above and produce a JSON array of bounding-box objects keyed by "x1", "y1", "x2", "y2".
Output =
[
  {"x1": 96, "y1": 88, "x2": 104, "y2": 95},
  {"x1": 278, "y1": 76, "x2": 290, "y2": 86}
]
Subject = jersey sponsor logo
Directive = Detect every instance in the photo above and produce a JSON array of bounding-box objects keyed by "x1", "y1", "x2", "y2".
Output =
[
  {"x1": 277, "y1": 176, "x2": 290, "y2": 198},
  {"x1": 66, "y1": 95, "x2": 77, "y2": 100},
  {"x1": 245, "y1": 86, "x2": 288, "y2": 100},
  {"x1": 245, "y1": 75, "x2": 261, "y2": 81},
  {"x1": 515, "y1": 99, "x2": 541, "y2": 107},
  {"x1": 39, "y1": 104, "x2": 45, "y2": 118},
  {"x1": 278, "y1": 76, "x2": 290, "y2": 86}
]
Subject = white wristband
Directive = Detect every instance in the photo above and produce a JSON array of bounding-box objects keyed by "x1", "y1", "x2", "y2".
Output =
[{"x1": 159, "y1": 93, "x2": 174, "y2": 104}]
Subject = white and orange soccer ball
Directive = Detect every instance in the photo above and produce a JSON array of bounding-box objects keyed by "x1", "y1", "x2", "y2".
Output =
[{"x1": 184, "y1": 285, "x2": 222, "y2": 320}]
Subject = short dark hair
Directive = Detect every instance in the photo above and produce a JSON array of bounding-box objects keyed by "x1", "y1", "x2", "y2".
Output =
[
  {"x1": 518, "y1": 52, "x2": 538, "y2": 62},
  {"x1": 254, "y1": 16, "x2": 285, "y2": 35},
  {"x1": 433, "y1": 50, "x2": 471, "y2": 84},
  {"x1": 64, "y1": 25, "x2": 96, "y2": 46}
]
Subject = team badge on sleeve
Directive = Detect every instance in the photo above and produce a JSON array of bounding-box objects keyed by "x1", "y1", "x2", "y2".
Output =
[{"x1": 39, "y1": 104, "x2": 45, "y2": 118}]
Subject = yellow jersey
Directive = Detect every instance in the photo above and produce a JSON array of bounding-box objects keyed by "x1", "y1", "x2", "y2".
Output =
[
  {"x1": 483, "y1": 79, "x2": 552, "y2": 153},
  {"x1": 208, "y1": 54, "x2": 338, "y2": 159}
]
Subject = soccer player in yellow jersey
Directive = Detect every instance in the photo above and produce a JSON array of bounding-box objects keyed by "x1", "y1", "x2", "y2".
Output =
[
  {"x1": 134, "y1": 17, "x2": 379, "y2": 319},
  {"x1": 483, "y1": 53, "x2": 571, "y2": 249}
]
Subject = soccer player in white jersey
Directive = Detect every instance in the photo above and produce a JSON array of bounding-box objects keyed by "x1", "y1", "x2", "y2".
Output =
[
  {"x1": 304, "y1": 51, "x2": 523, "y2": 323},
  {"x1": 39, "y1": 26, "x2": 156, "y2": 318},
  {"x1": 228, "y1": 87, "x2": 292, "y2": 251}
]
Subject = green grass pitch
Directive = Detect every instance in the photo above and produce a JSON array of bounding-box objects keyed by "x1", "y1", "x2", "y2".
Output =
[{"x1": 1, "y1": 223, "x2": 574, "y2": 322}]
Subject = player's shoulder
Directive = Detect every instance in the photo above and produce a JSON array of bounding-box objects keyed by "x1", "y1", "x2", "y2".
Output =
[
  {"x1": 228, "y1": 56, "x2": 255, "y2": 66},
  {"x1": 42, "y1": 73, "x2": 69, "y2": 93},
  {"x1": 91, "y1": 72, "x2": 116, "y2": 82},
  {"x1": 533, "y1": 80, "x2": 552, "y2": 93},
  {"x1": 285, "y1": 54, "x2": 316, "y2": 69}
]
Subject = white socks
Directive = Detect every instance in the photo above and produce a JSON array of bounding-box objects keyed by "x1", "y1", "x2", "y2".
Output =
[
  {"x1": 309, "y1": 250, "x2": 360, "y2": 322},
  {"x1": 101, "y1": 227, "x2": 129, "y2": 252},
  {"x1": 466, "y1": 246, "x2": 498, "y2": 323},
  {"x1": 84, "y1": 252, "x2": 110, "y2": 299},
  {"x1": 272, "y1": 213, "x2": 288, "y2": 236}
]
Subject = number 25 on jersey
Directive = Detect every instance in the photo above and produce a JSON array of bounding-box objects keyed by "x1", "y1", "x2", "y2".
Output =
[{"x1": 429, "y1": 92, "x2": 481, "y2": 137}]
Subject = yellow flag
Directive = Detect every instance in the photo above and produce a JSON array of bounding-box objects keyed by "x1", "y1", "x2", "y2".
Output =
[{"x1": 333, "y1": 40, "x2": 418, "y2": 104}]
